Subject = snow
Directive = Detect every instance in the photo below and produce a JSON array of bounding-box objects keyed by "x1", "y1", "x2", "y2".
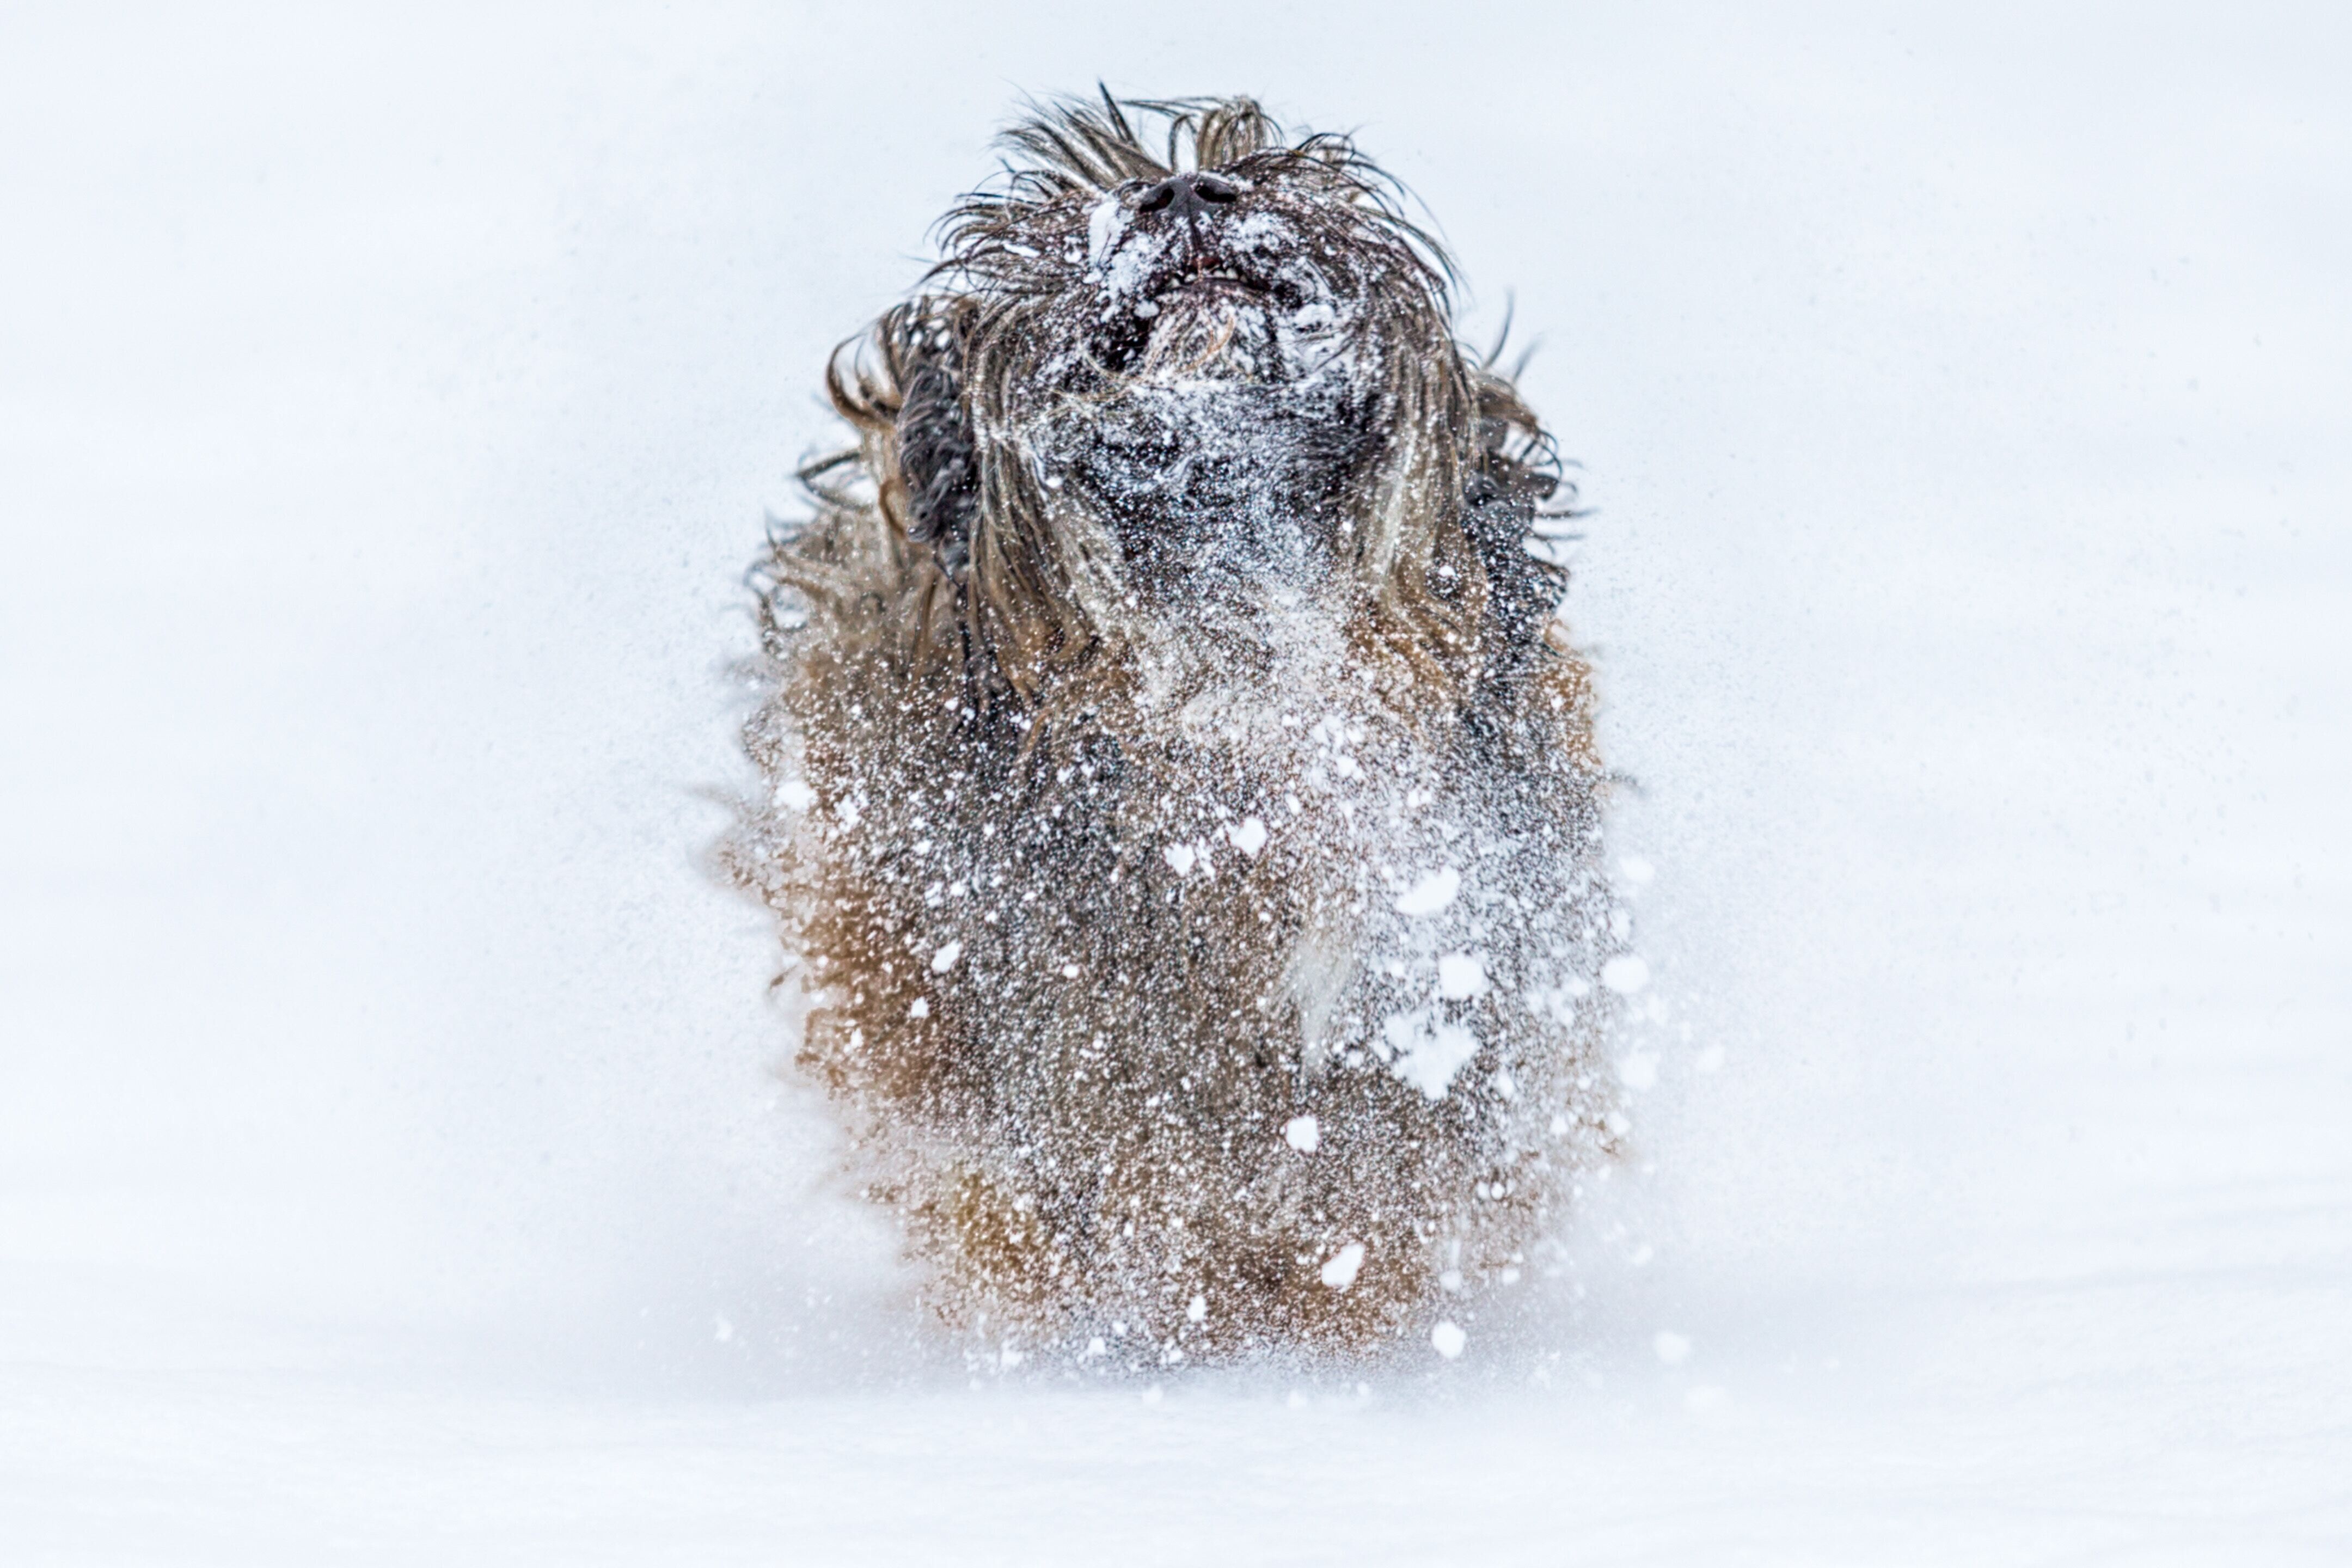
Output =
[
  {"x1": 929, "y1": 940, "x2": 962, "y2": 974},
  {"x1": 1598, "y1": 954, "x2": 1649, "y2": 995},
  {"x1": 1283, "y1": 1114, "x2": 1320, "y2": 1153},
  {"x1": 1320, "y1": 1242, "x2": 1367, "y2": 1289},
  {"x1": 1392, "y1": 866, "x2": 1461, "y2": 917},
  {"x1": 1379, "y1": 1007, "x2": 1485, "y2": 1099},
  {"x1": 5, "y1": 7, "x2": 2351, "y2": 1565},
  {"x1": 1085, "y1": 195, "x2": 1126, "y2": 271},
  {"x1": 1224, "y1": 816, "x2": 1268, "y2": 857},
  {"x1": 1397, "y1": 1017, "x2": 1481, "y2": 1099},
  {"x1": 1435, "y1": 952, "x2": 1487, "y2": 1000},
  {"x1": 1430, "y1": 1321, "x2": 1467, "y2": 1359}
]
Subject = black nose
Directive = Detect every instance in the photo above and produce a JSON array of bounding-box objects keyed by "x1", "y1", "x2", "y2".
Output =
[{"x1": 1135, "y1": 171, "x2": 1240, "y2": 215}]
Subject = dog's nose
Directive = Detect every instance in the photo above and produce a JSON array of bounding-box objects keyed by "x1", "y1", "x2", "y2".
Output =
[{"x1": 1135, "y1": 171, "x2": 1240, "y2": 215}]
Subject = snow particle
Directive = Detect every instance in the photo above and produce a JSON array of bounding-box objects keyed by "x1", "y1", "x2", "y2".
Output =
[
  {"x1": 1163, "y1": 843, "x2": 1197, "y2": 876},
  {"x1": 929, "y1": 940, "x2": 963, "y2": 975},
  {"x1": 1435, "y1": 952, "x2": 1487, "y2": 1000},
  {"x1": 909, "y1": 997, "x2": 930, "y2": 1019},
  {"x1": 1086, "y1": 195, "x2": 1123, "y2": 266},
  {"x1": 1600, "y1": 954, "x2": 1650, "y2": 995},
  {"x1": 1226, "y1": 816, "x2": 1269, "y2": 857},
  {"x1": 1061, "y1": 963, "x2": 1081, "y2": 979},
  {"x1": 1431, "y1": 1320, "x2": 1467, "y2": 1359},
  {"x1": 1618, "y1": 1052, "x2": 1658, "y2": 1091},
  {"x1": 1186, "y1": 1294, "x2": 1208, "y2": 1323},
  {"x1": 1393, "y1": 1018, "x2": 1479, "y2": 1100},
  {"x1": 1653, "y1": 1331, "x2": 1692, "y2": 1365},
  {"x1": 1319, "y1": 1242, "x2": 1366, "y2": 1290},
  {"x1": 1394, "y1": 866, "x2": 1461, "y2": 917},
  {"x1": 774, "y1": 779, "x2": 816, "y2": 812},
  {"x1": 1284, "y1": 1114, "x2": 1320, "y2": 1154}
]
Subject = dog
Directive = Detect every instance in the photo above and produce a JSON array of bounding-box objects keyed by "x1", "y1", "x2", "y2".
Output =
[{"x1": 730, "y1": 94, "x2": 1623, "y2": 1366}]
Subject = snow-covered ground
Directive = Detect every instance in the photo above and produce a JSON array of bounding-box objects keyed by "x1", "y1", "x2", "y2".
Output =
[{"x1": 4, "y1": 6, "x2": 2347, "y2": 1562}]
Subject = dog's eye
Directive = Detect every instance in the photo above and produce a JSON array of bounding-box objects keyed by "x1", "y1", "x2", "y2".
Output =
[{"x1": 1089, "y1": 310, "x2": 1153, "y2": 376}]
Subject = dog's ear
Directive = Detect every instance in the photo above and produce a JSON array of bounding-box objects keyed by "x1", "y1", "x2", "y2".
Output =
[
  {"x1": 892, "y1": 314, "x2": 979, "y2": 579},
  {"x1": 1451, "y1": 363, "x2": 1567, "y2": 664},
  {"x1": 1462, "y1": 461, "x2": 1563, "y2": 654}
]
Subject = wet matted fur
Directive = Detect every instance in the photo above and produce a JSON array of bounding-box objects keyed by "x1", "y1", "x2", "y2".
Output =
[{"x1": 728, "y1": 93, "x2": 1624, "y2": 1367}]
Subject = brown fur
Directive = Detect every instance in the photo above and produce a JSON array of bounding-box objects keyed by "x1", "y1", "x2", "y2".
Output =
[{"x1": 728, "y1": 94, "x2": 1622, "y2": 1367}]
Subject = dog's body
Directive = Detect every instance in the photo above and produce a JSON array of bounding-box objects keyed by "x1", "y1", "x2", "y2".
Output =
[{"x1": 732, "y1": 96, "x2": 1621, "y2": 1364}]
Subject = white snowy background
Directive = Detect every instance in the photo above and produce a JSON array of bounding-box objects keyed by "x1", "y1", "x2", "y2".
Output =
[{"x1": 4, "y1": 4, "x2": 2347, "y2": 1563}]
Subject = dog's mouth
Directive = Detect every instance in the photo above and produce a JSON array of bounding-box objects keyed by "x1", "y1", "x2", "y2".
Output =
[
  {"x1": 1152, "y1": 269, "x2": 1268, "y2": 305},
  {"x1": 1081, "y1": 194, "x2": 1342, "y2": 382},
  {"x1": 1132, "y1": 235, "x2": 1326, "y2": 314}
]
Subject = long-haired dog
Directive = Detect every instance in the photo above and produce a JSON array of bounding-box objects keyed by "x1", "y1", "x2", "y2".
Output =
[{"x1": 730, "y1": 94, "x2": 1622, "y2": 1367}]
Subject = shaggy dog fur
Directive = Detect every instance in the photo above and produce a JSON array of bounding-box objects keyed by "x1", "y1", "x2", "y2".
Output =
[{"x1": 728, "y1": 94, "x2": 1623, "y2": 1367}]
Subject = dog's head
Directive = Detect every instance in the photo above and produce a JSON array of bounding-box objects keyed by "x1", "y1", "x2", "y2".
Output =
[{"x1": 818, "y1": 94, "x2": 1558, "y2": 702}]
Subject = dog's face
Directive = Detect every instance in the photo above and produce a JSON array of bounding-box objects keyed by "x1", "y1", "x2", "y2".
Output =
[
  {"x1": 1048, "y1": 166, "x2": 1423, "y2": 581},
  {"x1": 931, "y1": 102, "x2": 1466, "y2": 603}
]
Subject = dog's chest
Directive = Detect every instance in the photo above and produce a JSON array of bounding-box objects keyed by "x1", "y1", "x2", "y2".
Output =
[{"x1": 909, "y1": 689, "x2": 1506, "y2": 1098}]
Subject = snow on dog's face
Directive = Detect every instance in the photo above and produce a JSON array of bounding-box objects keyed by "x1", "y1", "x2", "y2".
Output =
[
  {"x1": 920, "y1": 96, "x2": 1471, "y2": 615},
  {"x1": 1039, "y1": 168, "x2": 1418, "y2": 582}
]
